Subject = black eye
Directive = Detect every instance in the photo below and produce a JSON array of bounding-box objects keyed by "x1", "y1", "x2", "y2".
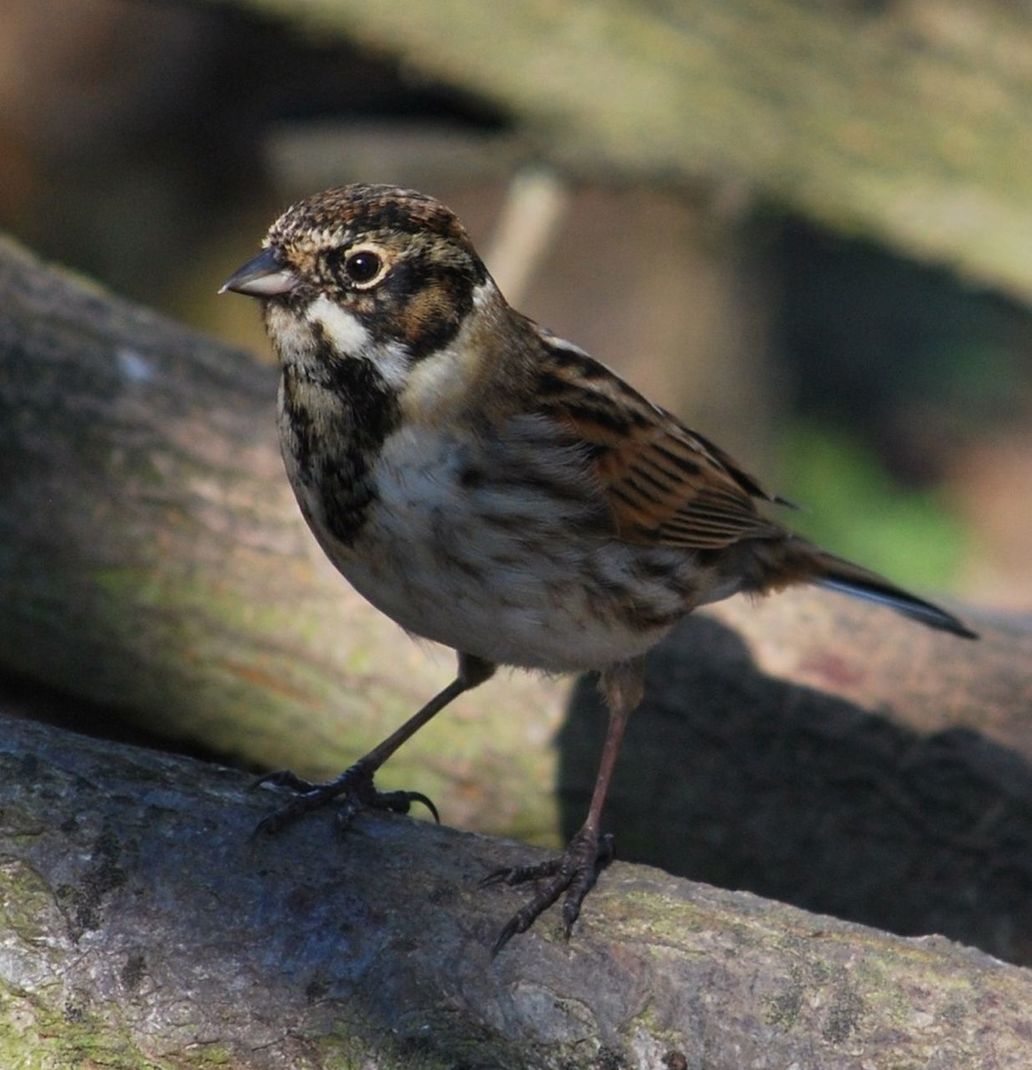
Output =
[{"x1": 344, "y1": 250, "x2": 383, "y2": 285}]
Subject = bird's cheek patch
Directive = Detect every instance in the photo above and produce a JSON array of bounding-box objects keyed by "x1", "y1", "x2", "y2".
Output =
[
  {"x1": 305, "y1": 294, "x2": 373, "y2": 355},
  {"x1": 392, "y1": 278, "x2": 471, "y2": 362}
]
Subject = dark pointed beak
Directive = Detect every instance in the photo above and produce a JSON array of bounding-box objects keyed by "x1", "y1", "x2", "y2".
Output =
[{"x1": 218, "y1": 246, "x2": 299, "y2": 297}]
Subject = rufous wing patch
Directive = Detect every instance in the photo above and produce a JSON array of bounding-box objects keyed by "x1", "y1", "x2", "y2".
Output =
[{"x1": 535, "y1": 339, "x2": 785, "y2": 550}]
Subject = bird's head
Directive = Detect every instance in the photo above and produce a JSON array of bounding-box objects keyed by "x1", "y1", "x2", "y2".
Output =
[{"x1": 221, "y1": 184, "x2": 496, "y2": 393}]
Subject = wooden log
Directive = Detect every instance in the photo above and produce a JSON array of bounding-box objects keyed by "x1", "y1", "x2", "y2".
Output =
[
  {"x1": 2, "y1": 209, "x2": 1031, "y2": 1062},
  {"x1": 565, "y1": 602, "x2": 1032, "y2": 967},
  {"x1": 0, "y1": 709, "x2": 1030, "y2": 1069}
]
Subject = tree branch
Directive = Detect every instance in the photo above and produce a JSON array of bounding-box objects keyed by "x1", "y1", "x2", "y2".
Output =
[
  {"x1": 564, "y1": 605, "x2": 1032, "y2": 967},
  {"x1": 2, "y1": 175, "x2": 1032, "y2": 1063}
]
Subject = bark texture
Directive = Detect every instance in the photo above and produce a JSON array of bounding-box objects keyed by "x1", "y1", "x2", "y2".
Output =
[
  {"x1": 2, "y1": 159, "x2": 1032, "y2": 1059},
  {"x1": 1, "y1": 710, "x2": 1031, "y2": 1070},
  {"x1": 218, "y1": 0, "x2": 1032, "y2": 304}
]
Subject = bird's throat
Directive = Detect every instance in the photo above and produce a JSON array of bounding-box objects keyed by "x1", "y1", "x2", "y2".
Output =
[{"x1": 276, "y1": 338, "x2": 400, "y2": 549}]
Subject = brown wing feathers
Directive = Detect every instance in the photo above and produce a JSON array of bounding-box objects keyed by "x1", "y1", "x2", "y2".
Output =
[{"x1": 533, "y1": 341, "x2": 786, "y2": 550}]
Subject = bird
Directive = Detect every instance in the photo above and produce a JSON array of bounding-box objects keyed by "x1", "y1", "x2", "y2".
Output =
[{"x1": 220, "y1": 183, "x2": 976, "y2": 953}]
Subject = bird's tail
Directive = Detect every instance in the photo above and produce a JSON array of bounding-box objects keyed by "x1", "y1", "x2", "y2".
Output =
[{"x1": 771, "y1": 539, "x2": 977, "y2": 639}]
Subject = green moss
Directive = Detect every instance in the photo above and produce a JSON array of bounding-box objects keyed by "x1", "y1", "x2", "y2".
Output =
[
  {"x1": 0, "y1": 860, "x2": 56, "y2": 951},
  {"x1": 0, "y1": 995, "x2": 250, "y2": 1069},
  {"x1": 764, "y1": 962, "x2": 806, "y2": 1029}
]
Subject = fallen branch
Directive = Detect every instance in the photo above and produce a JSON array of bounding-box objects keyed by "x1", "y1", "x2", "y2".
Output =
[
  {"x1": 1, "y1": 711, "x2": 1029, "y2": 1069},
  {"x1": 564, "y1": 606, "x2": 1032, "y2": 968}
]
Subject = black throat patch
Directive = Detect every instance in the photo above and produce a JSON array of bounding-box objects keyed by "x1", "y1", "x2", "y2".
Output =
[{"x1": 280, "y1": 326, "x2": 400, "y2": 548}]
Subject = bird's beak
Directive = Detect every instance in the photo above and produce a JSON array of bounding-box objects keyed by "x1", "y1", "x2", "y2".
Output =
[{"x1": 218, "y1": 246, "x2": 298, "y2": 297}]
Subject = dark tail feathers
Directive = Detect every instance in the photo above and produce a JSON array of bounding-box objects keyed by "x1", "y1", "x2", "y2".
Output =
[{"x1": 807, "y1": 547, "x2": 977, "y2": 639}]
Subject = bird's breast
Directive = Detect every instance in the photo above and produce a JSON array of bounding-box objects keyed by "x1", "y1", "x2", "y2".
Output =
[{"x1": 287, "y1": 416, "x2": 704, "y2": 671}]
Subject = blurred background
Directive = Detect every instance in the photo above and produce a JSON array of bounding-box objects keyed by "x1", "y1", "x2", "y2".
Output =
[{"x1": 3, "y1": 0, "x2": 1031, "y2": 610}]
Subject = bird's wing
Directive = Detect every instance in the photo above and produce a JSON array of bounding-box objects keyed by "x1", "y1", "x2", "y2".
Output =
[{"x1": 532, "y1": 335, "x2": 787, "y2": 550}]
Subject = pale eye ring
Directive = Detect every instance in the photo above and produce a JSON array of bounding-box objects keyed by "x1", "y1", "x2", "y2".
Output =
[{"x1": 343, "y1": 247, "x2": 387, "y2": 287}]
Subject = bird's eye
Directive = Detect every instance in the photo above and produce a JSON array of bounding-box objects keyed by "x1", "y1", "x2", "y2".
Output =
[{"x1": 344, "y1": 250, "x2": 384, "y2": 286}]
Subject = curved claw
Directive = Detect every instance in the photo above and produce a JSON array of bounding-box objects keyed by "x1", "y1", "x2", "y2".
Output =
[
  {"x1": 479, "y1": 856, "x2": 560, "y2": 889},
  {"x1": 491, "y1": 913, "x2": 528, "y2": 957},
  {"x1": 479, "y1": 869, "x2": 510, "y2": 890},
  {"x1": 490, "y1": 883, "x2": 567, "y2": 955},
  {"x1": 374, "y1": 789, "x2": 440, "y2": 823},
  {"x1": 251, "y1": 762, "x2": 440, "y2": 839},
  {"x1": 252, "y1": 786, "x2": 331, "y2": 838},
  {"x1": 252, "y1": 800, "x2": 303, "y2": 838},
  {"x1": 484, "y1": 830, "x2": 616, "y2": 955}
]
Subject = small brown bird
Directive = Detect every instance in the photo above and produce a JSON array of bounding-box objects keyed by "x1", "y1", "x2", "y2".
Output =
[{"x1": 221, "y1": 184, "x2": 975, "y2": 952}]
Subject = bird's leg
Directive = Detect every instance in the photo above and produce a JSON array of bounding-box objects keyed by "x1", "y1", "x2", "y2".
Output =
[
  {"x1": 483, "y1": 658, "x2": 645, "y2": 953},
  {"x1": 254, "y1": 652, "x2": 495, "y2": 835}
]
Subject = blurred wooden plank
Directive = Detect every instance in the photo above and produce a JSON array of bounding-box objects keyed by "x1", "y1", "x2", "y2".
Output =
[{"x1": 224, "y1": 0, "x2": 1032, "y2": 303}]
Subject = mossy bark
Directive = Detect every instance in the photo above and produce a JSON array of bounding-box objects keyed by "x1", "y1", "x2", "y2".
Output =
[
  {"x1": 1, "y1": 711, "x2": 1030, "y2": 1069},
  {"x1": 564, "y1": 602, "x2": 1032, "y2": 969},
  {"x1": 2, "y1": 180, "x2": 1032, "y2": 1063}
]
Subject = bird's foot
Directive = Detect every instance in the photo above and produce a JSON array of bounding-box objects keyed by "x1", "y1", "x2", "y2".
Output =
[
  {"x1": 482, "y1": 828, "x2": 614, "y2": 954},
  {"x1": 252, "y1": 762, "x2": 439, "y2": 837}
]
